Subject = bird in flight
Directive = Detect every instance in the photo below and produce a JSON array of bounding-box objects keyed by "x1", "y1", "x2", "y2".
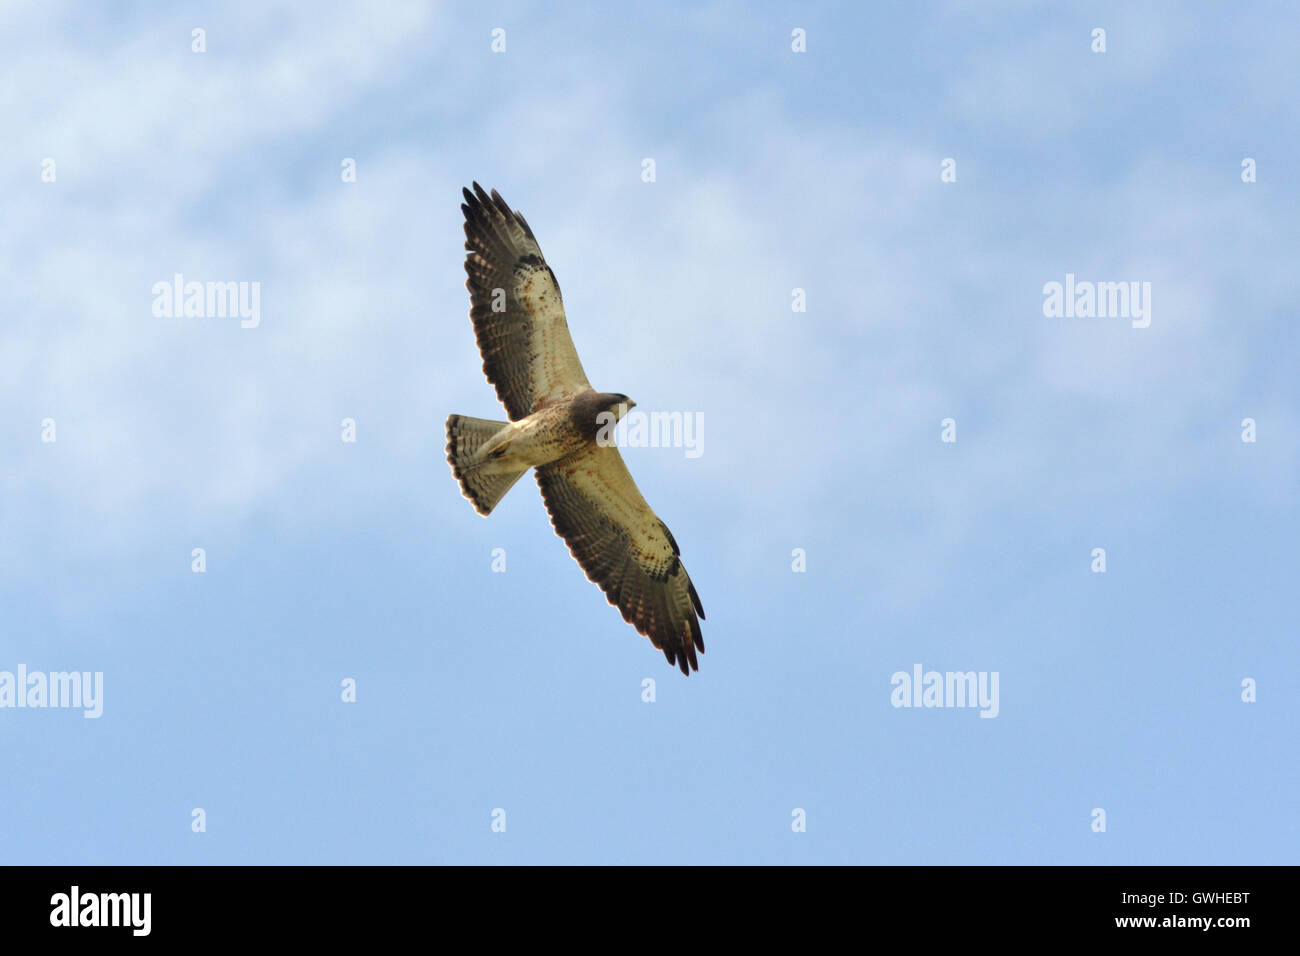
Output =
[{"x1": 446, "y1": 184, "x2": 706, "y2": 674}]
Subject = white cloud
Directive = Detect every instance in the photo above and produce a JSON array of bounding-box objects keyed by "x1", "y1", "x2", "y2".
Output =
[{"x1": 2, "y1": 0, "x2": 1295, "y2": 606}]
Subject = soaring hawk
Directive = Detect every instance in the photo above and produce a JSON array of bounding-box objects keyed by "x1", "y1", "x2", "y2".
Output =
[{"x1": 446, "y1": 184, "x2": 706, "y2": 674}]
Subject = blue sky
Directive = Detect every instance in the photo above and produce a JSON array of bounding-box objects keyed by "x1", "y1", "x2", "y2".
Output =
[{"x1": 1, "y1": 0, "x2": 1296, "y2": 864}]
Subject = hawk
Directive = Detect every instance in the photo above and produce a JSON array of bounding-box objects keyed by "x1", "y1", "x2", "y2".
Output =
[{"x1": 446, "y1": 183, "x2": 706, "y2": 674}]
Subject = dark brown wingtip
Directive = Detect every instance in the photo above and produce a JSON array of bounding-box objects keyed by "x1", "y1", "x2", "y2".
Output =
[
  {"x1": 462, "y1": 183, "x2": 493, "y2": 221},
  {"x1": 692, "y1": 618, "x2": 705, "y2": 654},
  {"x1": 688, "y1": 578, "x2": 705, "y2": 619},
  {"x1": 669, "y1": 628, "x2": 701, "y2": 675},
  {"x1": 489, "y1": 188, "x2": 513, "y2": 218}
]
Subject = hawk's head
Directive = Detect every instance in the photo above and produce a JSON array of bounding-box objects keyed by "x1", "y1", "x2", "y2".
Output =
[
  {"x1": 574, "y1": 391, "x2": 636, "y2": 444},
  {"x1": 599, "y1": 393, "x2": 636, "y2": 422}
]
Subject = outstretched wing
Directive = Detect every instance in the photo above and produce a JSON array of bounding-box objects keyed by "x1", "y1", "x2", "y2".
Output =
[
  {"x1": 536, "y1": 444, "x2": 705, "y2": 675},
  {"x1": 461, "y1": 183, "x2": 592, "y2": 421}
]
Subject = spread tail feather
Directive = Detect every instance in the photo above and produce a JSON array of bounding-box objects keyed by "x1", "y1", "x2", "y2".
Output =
[{"x1": 446, "y1": 414, "x2": 527, "y2": 516}]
